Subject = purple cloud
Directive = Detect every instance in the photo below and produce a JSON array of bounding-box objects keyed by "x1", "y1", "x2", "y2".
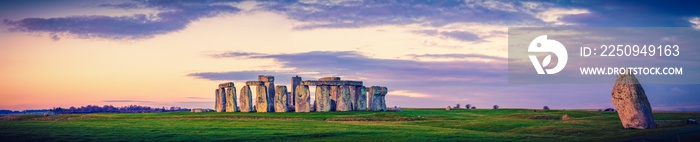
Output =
[
  {"x1": 412, "y1": 30, "x2": 482, "y2": 42},
  {"x1": 2, "y1": 0, "x2": 242, "y2": 40},
  {"x1": 257, "y1": 0, "x2": 547, "y2": 29}
]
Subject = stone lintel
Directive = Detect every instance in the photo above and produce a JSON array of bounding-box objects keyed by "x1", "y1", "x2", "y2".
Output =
[
  {"x1": 218, "y1": 82, "x2": 234, "y2": 88},
  {"x1": 301, "y1": 80, "x2": 362, "y2": 86},
  {"x1": 319, "y1": 77, "x2": 341, "y2": 81},
  {"x1": 258, "y1": 75, "x2": 275, "y2": 82},
  {"x1": 245, "y1": 81, "x2": 264, "y2": 86}
]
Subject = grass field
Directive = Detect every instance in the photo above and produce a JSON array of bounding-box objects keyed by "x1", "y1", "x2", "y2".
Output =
[{"x1": 1, "y1": 108, "x2": 699, "y2": 141}]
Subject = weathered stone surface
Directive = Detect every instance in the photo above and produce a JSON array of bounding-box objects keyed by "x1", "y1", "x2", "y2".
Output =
[
  {"x1": 367, "y1": 86, "x2": 387, "y2": 111},
  {"x1": 245, "y1": 81, "x2": 264, "y2": 86},
  {"x1": 336, "y1": 85, "x2": 352, "y2": 111},
  {"x1": 274, "y1": 85, "x2": 288, "y2": 112},
  {"x1": 611, "y1": 72, "x2": 655, "y2": 129},
  {"x1": 295, "y1": 85, "x2": 310, "y2": 112},
  {"x1": 315, "y1": 85, "x2": 331, "y2": 112},
  {"x1": 319, "y1": 77, "x2": 341, "y2": 81},
  {"x1": 259, "y1": 75, "x2": 276, "y2": 112},
  {"x1": 379, "y1": 86, "x2": 387, "y2": 111},
  {"x1": 219, "y1": 82, "x2": 235, "y2": 88},
  {"x1": 301, "y1": 81, "x2": 363, "y2": 86},
  {"x1": 357, "y1": 86, "x2": 367, "y2": 111},
  {"x1": 368, "y1": 86, "x2": 382, "y2": 111},
  {"x1": 290, "y1": 76, "x2": 302, "y2": 110},
  {"x1": 256, "y1": 85, "x2": 271, "y2": 112},
  {"x1": 329, "y1": 86, "x2": 339, "y2": 111},
  {"x1": 225, "y1": 87, "x2": 238, "y2": 112},
  {"x1": 215, "y1": 89, "x2": 226, "y2": 112},
  {"x1": 239, "y1": 85, "x2": 253, "y2": 112},
  {"x1": 348, "y1": 86, "x2": 357, "y2": 110}
]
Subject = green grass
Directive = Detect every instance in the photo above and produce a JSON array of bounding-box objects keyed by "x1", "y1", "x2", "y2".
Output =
[{"x1": 0, "y1": 109, "x2": 698, "y2": 141}]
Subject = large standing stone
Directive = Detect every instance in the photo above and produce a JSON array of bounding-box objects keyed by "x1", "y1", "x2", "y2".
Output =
[
  {"x1": 215, "y1": 89, "x2": 224, "y2": 112},
  {"x1": 239, "y1": 85, "x2": 253, "y2": 112},
  {"x1": 348, "y1": 86, "x2": 357, "y2": 110},
  {"x1": 226, "y1": 87, "x2": 237, "y2": 112},
  {"x1": 290, "y1": 76, "x2": 302, "y2": 111},
  {"x1": 336, "y1": 85, "x2": 352, "y2": 111},
  {"x1": 274, "y1": 85, "x2": 288, "y2": 112},
  {"x1": 368, "y1": 86, "x2": 387, "y2": 111},
  {"x1": 357, "y1": 86, "x2": 367, "y2": 111},
  {"x1": 258, "y1": 75, "x2": 276, "y2": 112},
  {"x1": 315, "y1": 85, "x2": 331, "y2": 112},
  {"x1": 380, "y1": 86, "x2": 388, "y2": 111},
  {"x1": 256, "y1": 85, "x2": 271, "y2": 112},
  {"x1": 611, "y1": 72, "x2": 655, "y2": 129},
  {"x1": 295, "y1": 85, "x2": 311, "y2": 112},
  {"x1": 329, "y1": 85, "x2": 339, "y2": 111}
]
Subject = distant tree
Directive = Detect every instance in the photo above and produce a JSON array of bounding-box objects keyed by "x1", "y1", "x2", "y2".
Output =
[
  {"x1": 543, "y1": 106, "x2": 550, "y2": 111},
  {"x1": 493, "y1": 105, "x2": 499, "y2": 109},
  {"x1": 455, "y1": 104, "x2": 461, "y2": 109},
  {"x1": 471, "y1": 106, "x2": 476, "y2": 109},
  {"x1": 465, "y1": 104, "x2": 471, "y2": 109}
]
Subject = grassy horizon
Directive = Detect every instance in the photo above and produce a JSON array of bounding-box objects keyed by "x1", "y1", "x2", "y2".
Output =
[{"x1": 1, "y1": 108, "x2": 698, "y2": 141}]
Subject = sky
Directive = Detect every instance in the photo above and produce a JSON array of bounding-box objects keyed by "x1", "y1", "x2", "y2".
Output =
[{"x1": 1, "y1": 0, "x2": 699, "y2": 111}]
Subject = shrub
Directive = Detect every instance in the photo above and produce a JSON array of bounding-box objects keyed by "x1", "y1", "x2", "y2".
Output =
[
  {"x1": 543, "y1": 106, "x2": 550, "y2": 111},
  {"x1": 493, "y1": 105, "x2": 499, "y2": 109}
]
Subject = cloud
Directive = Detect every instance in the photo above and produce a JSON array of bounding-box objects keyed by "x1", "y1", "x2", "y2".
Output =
[
  {"x1": 185, "y1": 97, "x2": 210, "y2": 100},
  {"x1": 102, "y1": 100, "x2": 152, "y2": 103},
  {"x1": 557, "y1": 0, "x2": 700, "y2": 27},
  {"x1": 257, "y1": 0, "x2": 549, "y2": 29},
  {"x1": 2, "y1": 0, "x2": 242, "y2": 40},
  {"x1": 191, "y1": 51, "x2": 508, "y2": 84},
  {"x1": 412, "y1": 30, "x2": 481, "y2": 42},
  {"x1": 535, "y1": 8, "x2": 589, "y2": 25},
  {"x1": 388, "y1": 90, "x2": 431, "y2": 98},
  {"x1": 691, "y1": 17, "x2": 700, "y2": 30}
]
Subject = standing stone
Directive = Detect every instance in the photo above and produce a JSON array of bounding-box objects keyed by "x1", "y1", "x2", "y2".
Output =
[
  {"x1": 329, "y1": 85, "x2": 339, "y2": 111},
  {"x1": 348, "y1": 86, "x2": 357, "y2": 110},
  {"x1": 295, "y1": 85, "x2": 311, "y2": 112},
  {"x1": 611, "y1": 72, "x2": 655, "y2": 129},
  {"x1": 258, "y1": 75, "x2": 275, "y2": 112},
  {"x1": 274, "y1": 85, "x2": 288, "y2": 112},
  {"x1": 357, "y1": 86, "x2": 367, "y2": 111},
  {"x1": 226, "y1": 87, "x2": 237, "y2": 112},
  {"x1": 239, "y1": 85, "x2": 253, "y2": 112},
  {"x1": 315, "y1": 85, "x2": 331, "y2": 112},
  {"x1": 215, "y1": 89, "x2": 224, "y2": 112},
  {"x1": 368, "y1": 86, "x2": 384, "y2": 111},
  {"x1": 291, "y1": 76, "x2": 301, "y2": 107},
  {"x1": 336, "y1": 85, "x2": 352, "y2": 111},
  {"x1": 256, "y1": 85, "x2": 271, "y2": 112},
  {"x1": 380, "y1": 86, "x2": 388, "y2": 111}
]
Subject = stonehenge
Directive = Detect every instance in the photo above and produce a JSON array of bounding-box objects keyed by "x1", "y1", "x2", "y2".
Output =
[{"x1": 213, "y1": 75, "x2": 388, "y2": 113}]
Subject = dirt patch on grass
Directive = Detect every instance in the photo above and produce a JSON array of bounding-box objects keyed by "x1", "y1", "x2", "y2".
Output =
[
  {"x1": 326, "y1": 113, "x2": 423, "y2": 121},
  {"x1": 502, "y1": 114, "x2": 561, "y2": 120}
]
